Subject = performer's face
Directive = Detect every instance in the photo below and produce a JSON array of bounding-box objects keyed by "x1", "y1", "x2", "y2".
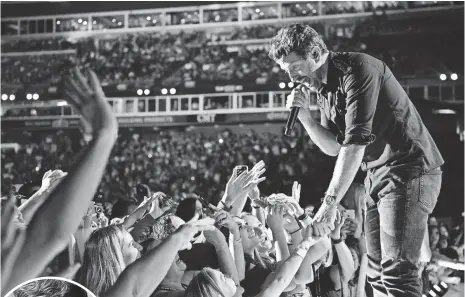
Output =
[{"x1": 277, "y1": 52, "x2": 321, "y2": 89}]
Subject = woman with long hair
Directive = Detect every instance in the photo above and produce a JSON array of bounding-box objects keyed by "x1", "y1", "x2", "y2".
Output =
[
  {"x1": 78, "y1": 225, "x2": 141, "y2": 295},
  {"x1": 76, "y1": 217, "x2": 215, "y2": 297}
]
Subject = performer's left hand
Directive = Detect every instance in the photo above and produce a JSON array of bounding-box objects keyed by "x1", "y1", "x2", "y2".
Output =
[{"x1": 313, "y1": 204, "x2": 337, "y2": 231}]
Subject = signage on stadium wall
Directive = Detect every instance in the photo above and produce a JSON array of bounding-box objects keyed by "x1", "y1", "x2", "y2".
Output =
[{"x1": 1, "y1": 112, "x2": 290, "y2": 130}]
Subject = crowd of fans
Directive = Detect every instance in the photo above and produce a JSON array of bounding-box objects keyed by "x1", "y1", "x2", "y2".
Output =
[
  {"x1": 1, "y1": 67, "x2": 464, "y2": 297},
  {"x1": 2, "y1": 5, "x2": 462, "y2": 96},
  {"x1": 1, "y1": 126, "x2": 335, "y2": 208}
]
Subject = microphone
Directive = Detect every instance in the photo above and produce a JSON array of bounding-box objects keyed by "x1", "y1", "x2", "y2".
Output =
[
  {"x1": 284, "y1": 107, "x2": 300, "y2": 136},
  {"x1": 284, "y1": 85, "x2": 304, "y2": 136}
]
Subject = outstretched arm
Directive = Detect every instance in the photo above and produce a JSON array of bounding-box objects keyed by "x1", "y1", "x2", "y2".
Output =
[{"x1": 4, "y1": 68, "x2": 118, "y2": 293}]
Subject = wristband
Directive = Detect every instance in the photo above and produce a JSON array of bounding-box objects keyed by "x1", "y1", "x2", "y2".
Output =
[
  {"x1": 331, "y1": 237, "x2": 344, "y2": 245},
  {"x1": 219, "y1": 201, "x2": 233, "y2": 212},
  {"x1": 295, "y1": 248, "x2": 308, "y2": 259},
  {"x1": 297, "y1": 214, "x2": 313, "y2": 229},
  {"x1": 290, "y1": 226, "x2": 302, "y2": 235}
]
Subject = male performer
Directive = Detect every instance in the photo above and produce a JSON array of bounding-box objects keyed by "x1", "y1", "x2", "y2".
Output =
[{"x1": 269, "y1": 24, "x2": 444, "y2": 297}]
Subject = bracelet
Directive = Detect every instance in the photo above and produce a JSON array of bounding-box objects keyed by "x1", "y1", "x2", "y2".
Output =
[
  {"x1": 300, "y1": 215, "x2": 313, "y2": 229},
  {"x1": 290, "y1": 227, "x2": 302, "y2": 235},
  {"x1": 295, "y1": 248, "x2": 308, "y2": 259},
  {"x1": 219, "y1": 201, "x2": 233, "y2": 212},
  {"x1": 297, "y1": 213, "x2": 308, "y2": 221},
  {"x1": 331, "y1": 237, "x2": 344, "y2": 245}
]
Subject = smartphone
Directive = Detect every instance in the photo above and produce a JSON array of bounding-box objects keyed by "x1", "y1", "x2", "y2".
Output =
[
  {"x1": 235, "y1": 165, "x2": 248, "y2": 177},
  {"x1": 198, "y1": 196, "x2": 219, "y2": 217},
  {"x1": 343, "y1": 209, "x2": 355, "y2": 220}
]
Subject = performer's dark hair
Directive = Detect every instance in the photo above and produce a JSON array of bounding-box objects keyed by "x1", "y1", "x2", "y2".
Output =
[{"x1": 269, "y1": 24, "x2": 328, "y2": 62}]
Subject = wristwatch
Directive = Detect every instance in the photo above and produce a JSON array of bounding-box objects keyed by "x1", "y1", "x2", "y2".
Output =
[{"x1": 323, "y1": 195, "x2": 337, "y2": 207}]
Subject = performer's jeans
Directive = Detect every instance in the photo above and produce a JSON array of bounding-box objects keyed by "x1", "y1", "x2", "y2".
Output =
[{"x1": 364, "y1": 166, "x2": 442, "y2": 297}]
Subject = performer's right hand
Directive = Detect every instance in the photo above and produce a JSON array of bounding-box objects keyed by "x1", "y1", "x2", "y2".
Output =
[{"x1": 286, "y1": 86, "x2": 311, "y2": 113}]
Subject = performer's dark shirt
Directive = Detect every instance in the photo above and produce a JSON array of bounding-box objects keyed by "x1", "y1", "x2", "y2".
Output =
[{"x1": 317, "y1": 51, "x2": 444, "y2": 180}]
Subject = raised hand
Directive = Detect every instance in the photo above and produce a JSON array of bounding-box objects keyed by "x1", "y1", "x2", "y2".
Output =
[
  {"x1": 340, "y1": 217, "x2": 361, "y2": 239},
  {"x1": 63, "y1": 67, "x2": 118, "y2": 138},
  {"x1": 224, "y1": 161, "x2": 266, "y2": 206},
  {"x1": 313, "y1": 203, "x2": 337, "y2": 231},
  {"x1": 40, "y1": 170, "x2": 67, "y2": 194},
  {"x1": 1, "y1": 197, "x2": 26, "y2": 287},
  {"x1": 286, "y1": 181, "x2": 304, "y2": 217},
  {"x1": 174, "y1": 215, "x2": 216, "y2": 250},
  {"x1": 204, "y1": 228, "x2": 228, "y2": 249},
  {"x1": 266, "y1": 204, "x2": 286, "y2": 232},
  {"x1": 330, "y1": 210, "x2": 345, "y2": 240},
  {"x1": 215, "y1": 210, "x2": 240, "y2": 236}
]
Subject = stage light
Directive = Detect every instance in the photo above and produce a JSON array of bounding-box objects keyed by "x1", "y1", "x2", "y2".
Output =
[
  {"x1": 161, "y1": 88, "x2": 168, "y2": 95},
  {"x1": 279, "y1": 82, "x2": 286, "y2": 89},
  {"x1": 9, "y1": 95, "x2": 15, "y2": 101},
  {"x1": 137, "y1": 89, "x2": 143, "y2": 96},
  {"x1": 170, "y1": 88, "x2": 176, "y2": 95},
  {"x1": 288, "y1": 82, "x2": 294, "y2": 88},
  {"x1": 2, "y1": 94, "x2": 8, "y2": 101},
  {"x1": 26, "y1": 94, "x2": 32, "y2": 100},
  {"x1": 32, "y1": 93, "x2": 39, "y2": 100},
  {"x1": 144, "y1": 89, "x2": 150, "y2": 95},
  {"x1": 451, "y1": 73, "x2": 458, "y2": 80},
  {"x1": 439, "y1": 74, "x2": 447, "y2": 81}
]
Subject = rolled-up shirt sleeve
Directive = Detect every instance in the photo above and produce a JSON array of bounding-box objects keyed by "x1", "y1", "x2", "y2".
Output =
[{"x1": 338, "y1": 62, "x2": 383, "y2": 146}]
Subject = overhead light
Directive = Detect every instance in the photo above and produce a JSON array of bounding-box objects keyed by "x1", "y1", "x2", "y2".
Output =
[
  {"x1": 83, "y1": 21, "x2": 88, "y2": 25},
  {"x1": 9, "y1": 95, "x2": 15, "y2": 101},
  {"x1": 439, "y1": 74, "x2": 447, "y2": 81},
  {"x1": 32, "y1": 93, "x2": 39, "y2": 100},
  {"x1": 1, "y1": 94, "x2": 8, "y2": 101},
  {"x1": 451, "y1": 73, "x2": 458, "y2": 80},
  {"x1": 144, "y1": 89, "x2": 150, "y2": 95},
  {"x1": 26, "y1": 93, "x2": 32, "y2": 100},
  {"x1": 161, "y1": 88, "x2": 168, "y2": 95},
  {"x1": 137, "y1": 89, "x2": 143, "y2": 96},
  {"x1": 57, "y1": 101, "x2": 68, "y2": 106},
  {"x1": 433, "y1": 109, "x2": 456, "y2": 114},
  {"x1": 56, "y1": 20, "x2": 61, "y2": 25},
  {"x1": 170, "y1": 88, "x2": 176, "y2": 95},
  {"x1": 112, "y1": 19, "x2": 116, "y2": 22},
  {"x1": 93, "y1": 20, "x2": 97, "y2": 24},
  {"x1": 288, "y1": 82, "x2": 294, "y2": 88},
  {"x1": 255, "y1": 8, "x2": 260, "y2": 13},
  {"x1": 146, "y1": 16, "x2": 151, "y2": 21},
  {"x1": 78, "y1": 18, "x2": 82, "y2": 23},
  {"x1": 118, "y1": 22, "x2": 122, "y2": 26},
  {"x1": 279, "y1": 82, "x2": 285, "y2": 89}
]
